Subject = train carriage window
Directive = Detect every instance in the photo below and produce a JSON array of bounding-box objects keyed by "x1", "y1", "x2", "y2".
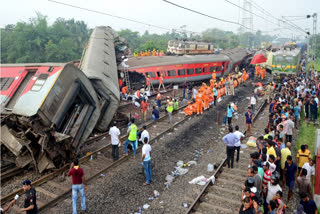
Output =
[
  {"x1": 285, "y1": 56, "x2": 293, "y2": 63},
  {"x1": 178, "y1": 69, "x2": 185, "y2": 76},
  {"x1": 167, "y1": 70, "x2": 176, "y2": 76},
  {"x1": 31, "y1": 74, "x2": 49, "y2": 91},
  {"x1": 195, "y1": 68, "x2": 201, "y2": 74},
  {"x1": 203, "y1": 67, "x2": 209, "y2": 73},
  {"x1": 276, "y1": 56, "x2": 283, "y2": 63},
  {"x1": 146, "y1": 72, "x2": 156, "y2": 78},
  {"x1": 210, "y1": 66, "x2": 216, "y2": 72},
  {"x1": 187, "y1": 68, "x2": 194, "y2": 75},
  {"x1": 216, "y1": 66, "x2": 222, "y2": 72},
  {"x1": 186, "y1": 44, "x2": 190, "y2": 48},
  {"x1": 0, "y1": 78, "x2": 14, "y2": 91}
]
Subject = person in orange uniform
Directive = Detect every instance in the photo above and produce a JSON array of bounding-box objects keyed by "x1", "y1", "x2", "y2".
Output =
[
  {"x1": 210, "y1": 78, "x2": 215, "y2": 90},
  {"x1": 141, "y1": 98, "x2": 149, "y2": 122},
  {"x1": 158, "y1": 74, "x2": 165, "y2": 91},
  {"x1": 121, "y1": 85, "x2": 128, "y2": 100},
  {"x1": 255, "y1": 65, "x2": 260, "y2": 78},
  {"x1": 212, "y1": 70, "x2": 216, "y2": 81},
  {"x1": 195, "y1": 92, "x2": 203, "y2": 115},
  {"x1": 146, "y1": 75, "x2": 151, "y2": 91},
  {"x1": 156, "y1": 92, "x2": 161, "y2": 108},
  {"x1": 203, "y1": 86, "x2": 210, "y2": 110},
  {"x1": 184, "y1": 101, "x2": 193, "y2": 116},
  {"x1": 261, "y1": 67, "x2": 266, "y2": 80}
]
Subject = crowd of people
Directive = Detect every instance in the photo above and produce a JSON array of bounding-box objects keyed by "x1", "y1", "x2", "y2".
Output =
[{"x1": 223, "y1": 69, "x2": 319, "y2": 214}]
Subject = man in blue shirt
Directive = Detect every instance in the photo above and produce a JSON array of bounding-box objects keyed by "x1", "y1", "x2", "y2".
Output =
[
  {"x1": 227, "y1": 104, "x2": 234, "y2": 127},
  {"x1": 283, "y1": 155, "x2": 297, "y2": 205},
  {"x1": 222, "y1": 127, "x2": 239, "y2": 168},
  {"x1": 151, "y1": 106, "x2": 159, "y2": 121},
  {"x1": 299, "y1": 192, "x2": 318, "y2": 214}
]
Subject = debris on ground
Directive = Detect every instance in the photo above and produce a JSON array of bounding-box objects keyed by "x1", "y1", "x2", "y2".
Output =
[{"x1": 143, "y1": 204, "x2": 150, "y2": 209}]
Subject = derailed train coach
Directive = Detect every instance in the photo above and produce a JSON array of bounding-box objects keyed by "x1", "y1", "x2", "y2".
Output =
[
  {"x1": 119, "y1": 47, "x2": 250, "y2": 86},
  {"x1": 0, "y1": 26, "x2": 122, "y2": 172}
]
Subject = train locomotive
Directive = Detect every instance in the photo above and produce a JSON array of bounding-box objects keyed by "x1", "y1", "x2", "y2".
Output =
[
  {"x1": 0, "y1": 26, "x2": 123, "y2": 173},
  {"x1": 167, "y1": 40, "x2": 214, "y2": 55},
  {"x1": 119, "y1": 48, "x2": 250, "y2": 88}
]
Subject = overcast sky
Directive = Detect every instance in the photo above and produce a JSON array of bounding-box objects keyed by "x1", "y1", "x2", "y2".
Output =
[{"x1": 1, "y1": 0, "x2": 319, "y2": 39}]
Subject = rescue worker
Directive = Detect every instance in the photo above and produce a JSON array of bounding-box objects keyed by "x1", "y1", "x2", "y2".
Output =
[
  {"x1": 195, "y1": 92, "x2": 203, "y2": 115},
  {"x1": 210, "y1": 78, "x2": 215, "y2": 90},
  {"x1": 121, "y1": 86, "x2": 128, "y2": 100},
  {"x1": 203, "y1": 86, "x2": 210, "y2": 110},
  {"x1": 134, "y1": 89, "x2": 141, "y2": 102},
  {"x1": 141, "y1": 98, "x2": 149, "y2": 122},
  {"x1": 230, "y1": 77, "x2": 235, "y2": 96},
  {"x1": 166, "y1": 97, "x2": 174, "y2": 125},
  {"x1": 124, "y1": 118, "x2": 137, "y2": 158},
  {"x1": 146, "y1": 75, "x2": 151, "y2": 91},
  {"x1": 21, "y1": 179, "x2": 38, "y2": 214},
  {"x1": 261, "y1": 67, "x2": 266, "y2": 80},
  {"x1": 255, "y1": 65, "x2": 260, "y2": 79},
  {"x1": 152, "y1": 49, "x2": 156, "y2": 56},
  {"x1": 173, "y1": 99, "x2": 179, "y2": 111},
  {"x1": 158, "y1": 74, "x2": 165, "y2": 91},
  {"x1": 156, "y1": 92, "x2": 161, "y2": 108},
  {"x1": 212, "y1": 70, "x2": 216, "y2": 81},
  {"x1": 155, "y1": 50, "x2": 159, "y2": 56},
  {"x1": 184, "y1": 101, "x2": 193, "y2": 116}
]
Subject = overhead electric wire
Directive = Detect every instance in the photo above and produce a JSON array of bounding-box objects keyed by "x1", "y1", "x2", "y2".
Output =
[
  {"x1": 246, "y1": 0, "x2": 309, "y2": 35},
  {"x1": 162, "y1": 0, "x2": 250, "y2": 30},
  {"x1": 47, "y1": 0, "x2": 199, "y2": 35}
]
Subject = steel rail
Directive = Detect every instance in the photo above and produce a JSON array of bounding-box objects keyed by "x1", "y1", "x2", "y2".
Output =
[
  {"x1": 0, "y1": 103, "x2": 187, "y2": 205},
  {"x1": 38, "y1": 114, "x2": 191, "y2": 212},
  {"x1": 185, "y1": 99, "x2": 267, "y2": 213}
]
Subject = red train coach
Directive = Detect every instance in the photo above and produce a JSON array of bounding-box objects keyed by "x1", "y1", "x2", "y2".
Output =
[{"x1": 119, "y1": 48, "x2": 249, "y2": 88}]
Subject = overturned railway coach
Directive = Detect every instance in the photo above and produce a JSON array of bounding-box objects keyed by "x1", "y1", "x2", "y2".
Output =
[
  {"x1": 0, "y1": 63, "x2": 101, "y2": 172},
  {"x1": 119, "y1": 48, "x2": 250, "y2": 88},
  {"x1": 0, "y1": 26, "x2": 122, "y2": 173}
]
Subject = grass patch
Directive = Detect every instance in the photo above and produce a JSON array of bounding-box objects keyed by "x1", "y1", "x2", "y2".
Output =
[{"x1": 295, "y1": 113, "x2": 317, "y2": 159}]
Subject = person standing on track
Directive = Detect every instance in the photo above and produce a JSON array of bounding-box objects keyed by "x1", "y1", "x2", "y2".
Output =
[
  {"x1": 140, "y1": 98, "x2": 149, "y2": 122},
  {"x1": 68, "y1": 159, "x2": 87, "y2": 214},
  {"x1": 124, "y1": 118, "x2": 137, "y2": 158},
  {"x1": 244, "y1": 107, "x2": 253, "y2": 137},
  {"x1": 233, "y1": 125, "x2": 244, "y2": 163},
  {"x1": 109, "y1": 121, "x2": 121, "y2": 161},
  {"x1": 156, "y1": 92, "x2": 161, "y2": 108},
  {"x1": 225, "y1": 77, "x2": 230, "y2": 95},
  {"x1": 20, "y1": 179, "x2": 38, "y2": 214},
  {"x1": 166, "y1": 97, "x2": 174, "y2": 125},
  {"x1": 222, "y1": 127, "x2": 239, "y2": 168},
  {"x1": 158, "y1": 74, "x2": 165, "y2": 91},
  {"x1": 142, "y1": 137, "x2": 152, "y2": 186},
  {"x1": 212, "y1": 84, "x2": 218, "y2": 106},
  {"x1": 249, "y1": 92, "x2": 257, "y2": 114},
  {"x1": 139, "y1": 125, "x2": 150, "y2": 145},
  {"x1": 226, "y1": 103, "x2": 234, "y2": 127}
]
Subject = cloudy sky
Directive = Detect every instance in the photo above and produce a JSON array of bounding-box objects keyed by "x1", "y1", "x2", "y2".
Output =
[{"x1": 1, "y1": 0, "x2": 319, "y2": 38}]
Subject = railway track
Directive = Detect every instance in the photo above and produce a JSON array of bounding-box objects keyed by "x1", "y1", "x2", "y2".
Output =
[
  {"x1": 0, "y1": 103, "x2": 190, "y2": 212},
  {"x1": 186, "y1": 99, "x2": 268, "y2": 214},
  {"x1": 0, "y1": 89, "x2": 178, "y2": 185}
]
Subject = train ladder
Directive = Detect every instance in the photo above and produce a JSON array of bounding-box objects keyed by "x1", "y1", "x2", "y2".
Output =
[{"x1": 123, "y1": 68, "x2": 131, "y2": 90}]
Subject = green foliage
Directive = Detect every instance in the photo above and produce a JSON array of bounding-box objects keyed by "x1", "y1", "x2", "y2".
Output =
[{"x1": 1, "y1": 13, "x2": 91, "y2": 63}]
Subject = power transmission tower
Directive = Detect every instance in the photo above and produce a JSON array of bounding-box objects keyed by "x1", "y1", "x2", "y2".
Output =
[
  {"x1": 241, "y1": 0, "x2": 253, "y2": 33},
  {"x1": 312, "y1": 13, "x2": 317, "y2": 60}
]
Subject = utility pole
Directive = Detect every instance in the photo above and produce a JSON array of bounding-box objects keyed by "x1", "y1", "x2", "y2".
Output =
[{"x1": 312, "y1": 13, "x2": 317, "y2": 61}]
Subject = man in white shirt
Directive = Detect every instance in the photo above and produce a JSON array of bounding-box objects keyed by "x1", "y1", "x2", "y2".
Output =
[
  {"x1": 109, "y1": 122, "x2": 121, "y2": 160},
  {"x1": 142, "y1": 137, "x2": 152, "y2": 186},
  {"x1": 301, "y1": 159, "x2": 315, "y2": 184},
  {"x1": 233, "y1": 125, "x2": 244, "y2": 163},
  {"x1": 139, "y1": 125, "x2": 150, "y2": 145},
  {"x1": 249, "y1": 92, "x2": 257, "y2": 114}
]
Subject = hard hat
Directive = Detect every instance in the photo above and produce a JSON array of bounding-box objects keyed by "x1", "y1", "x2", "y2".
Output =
[
  {"x1": 221, "y1": 78, "x2": 224, "y2": 81},
  {"x1": 148, "y1": 75, "x2": 150, "y2": 77}
]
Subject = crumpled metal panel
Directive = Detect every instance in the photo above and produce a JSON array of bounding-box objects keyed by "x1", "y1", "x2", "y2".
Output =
[{"x1": 0, "y1": 125, "x2": 23, "y2": 156}]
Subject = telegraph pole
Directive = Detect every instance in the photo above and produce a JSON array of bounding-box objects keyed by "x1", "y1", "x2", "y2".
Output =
[{"x1": 312, "y1": 13, "x2": 317, "y2": 61}]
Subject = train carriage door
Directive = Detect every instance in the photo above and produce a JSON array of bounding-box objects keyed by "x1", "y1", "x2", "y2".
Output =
[{"x1": 208, "y1": 45, "x2": 210, "y2": 50}]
